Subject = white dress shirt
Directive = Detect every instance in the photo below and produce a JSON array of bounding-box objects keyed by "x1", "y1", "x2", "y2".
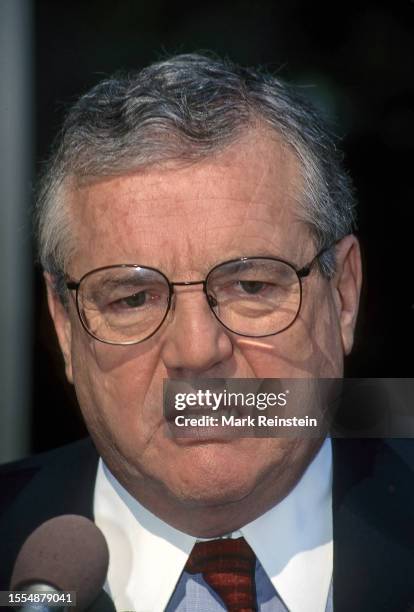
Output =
[{"x1": 94, "y1": 438, "x2": 333, "y2": 612}]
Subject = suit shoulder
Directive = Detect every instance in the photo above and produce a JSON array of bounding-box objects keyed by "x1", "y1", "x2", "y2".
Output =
[
  {"x1": 0, "y1": 437, "x2": 96, "y2": 475},
  {"x1": 0, "y1": 438, "x2": 97, "y2": 513}
]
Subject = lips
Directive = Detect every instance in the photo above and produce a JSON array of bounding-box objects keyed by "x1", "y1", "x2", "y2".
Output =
[{"x1": 164, "y1": 403, "x2": 253, "y2": 444}]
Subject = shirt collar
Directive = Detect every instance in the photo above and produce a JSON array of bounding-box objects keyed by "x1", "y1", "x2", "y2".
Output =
[
  {"x1": 242, "y1": 438, "x2": 333, "y2": 612},
  {"x1": 94, "y1": 438, "x2": 332, "y2": 612}
]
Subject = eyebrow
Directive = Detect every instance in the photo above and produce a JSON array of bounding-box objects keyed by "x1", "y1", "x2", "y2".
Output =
[
  {"x1": 78, "y1": 254, "x2": 299, "y2": 290},
  {"x1": 99, "y1": 276, "x2": 147, "y2": 288},
  {"x1": 87, "y1": 275, "x2": 165, "y2": 305},
  {"x1": 214, "y1": 258, "x2": 296, "y2": 275}
]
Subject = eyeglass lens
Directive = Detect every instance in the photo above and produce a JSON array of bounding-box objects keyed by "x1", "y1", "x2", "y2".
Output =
[{"x1": 76, "y1": 259, "x2": 301, "y2": 344}]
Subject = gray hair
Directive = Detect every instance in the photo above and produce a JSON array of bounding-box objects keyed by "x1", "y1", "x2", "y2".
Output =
[{"x1": 36, "y1": 53, "x2": 356, "y2": 288}]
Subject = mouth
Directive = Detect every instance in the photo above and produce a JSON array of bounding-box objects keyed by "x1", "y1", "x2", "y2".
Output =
[
  {"x1": 161, "y1": 377, "x2": 285, "y2": 443},
  {"x1": 163, "y1": 400, "x2": 253, "y2": 444}
]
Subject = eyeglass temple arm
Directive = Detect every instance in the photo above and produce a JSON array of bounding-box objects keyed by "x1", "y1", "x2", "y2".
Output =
[{"x1": 297, "y1": 241, "x2": 339, "y2": 278}]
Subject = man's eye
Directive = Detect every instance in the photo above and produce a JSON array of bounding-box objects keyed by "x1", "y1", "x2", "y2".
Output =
[
  {"x1": 238, "y1": 281, "x2": 267, "y2": 295},
  {"x1": 118, "y1": 291, "x2": 147, "y2": 308}
]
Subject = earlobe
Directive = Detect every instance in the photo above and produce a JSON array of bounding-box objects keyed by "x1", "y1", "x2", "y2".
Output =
[
  {"x1": 44, "y1": 272, "x2": 74, "y2": 383},
  {"x1": 332, "y1": 235, "x2": 363, "y2": 355}
]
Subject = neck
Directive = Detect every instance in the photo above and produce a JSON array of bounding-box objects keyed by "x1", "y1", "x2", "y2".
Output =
[{"x1": 112, "y1": 440, "x2": 323, "y2": 537}]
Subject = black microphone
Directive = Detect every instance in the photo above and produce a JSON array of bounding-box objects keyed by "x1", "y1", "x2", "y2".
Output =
[{"x1": 10, "y1": 515, "x2": 114, "y2": 612}]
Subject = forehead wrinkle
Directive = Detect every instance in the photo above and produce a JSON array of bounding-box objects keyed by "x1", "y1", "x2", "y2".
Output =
[
  {"x1": 223, "y1": 147, "x2": 303, "y2": 255},
  {"x1": 227, "y1": 158, "x2": 270, "y2": 254},
  {"x1": 120, "y1": 171, "x2": 254, "y2": 215},
  {"x1": 69, "y1": 132, "x2": 308, "y2": 279}
]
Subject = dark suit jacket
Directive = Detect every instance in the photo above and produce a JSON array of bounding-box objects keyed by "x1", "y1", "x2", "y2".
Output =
[{"x1": 1, "y1": 438, "x2": 414, "y2": 611}]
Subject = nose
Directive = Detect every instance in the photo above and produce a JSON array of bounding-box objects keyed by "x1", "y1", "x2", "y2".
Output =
[{"x1": 160, "y1": 285, "x2": 233, "y2": 374}]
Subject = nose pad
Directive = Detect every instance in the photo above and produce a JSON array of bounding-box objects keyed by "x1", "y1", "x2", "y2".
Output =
[
  {"x1": 207, "y1": 293, "x2": 218, "y2": 308},
  {"x1": 169, "y1": 287, "x2": 217, "y2": 313},
  {"x1": 163, "y1": 287, "x2": 221, "y2": 341},
  {"x1": 168, "y1": 291, "x2": 177, "y2": 317},
  {"x1": 161, "y1": 284, "x2": 233, "y2": 372}
]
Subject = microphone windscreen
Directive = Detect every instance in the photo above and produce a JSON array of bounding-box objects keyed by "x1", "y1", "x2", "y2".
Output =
[{"x1": 10, "y1": 515, "x2": 109, "y2": 611}]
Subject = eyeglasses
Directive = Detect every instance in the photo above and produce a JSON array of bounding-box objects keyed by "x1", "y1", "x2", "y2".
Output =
[{"x1": 66, "y1": 246, "x2": 333, "y2": 345}]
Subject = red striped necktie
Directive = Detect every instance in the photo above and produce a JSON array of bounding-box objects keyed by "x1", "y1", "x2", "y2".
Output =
[{"x1": 184, "y1": 537, "x2": 258, "y2": 611}]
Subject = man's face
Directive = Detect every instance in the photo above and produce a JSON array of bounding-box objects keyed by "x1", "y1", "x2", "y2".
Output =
[{"x1": 47, "y1": 130, "x2": 361, "y2": 535}]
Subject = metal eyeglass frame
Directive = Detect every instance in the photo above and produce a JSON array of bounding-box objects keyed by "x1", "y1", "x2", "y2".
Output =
[{"x1": 65, "y1": 243, "x2": 335, "y2": 346}]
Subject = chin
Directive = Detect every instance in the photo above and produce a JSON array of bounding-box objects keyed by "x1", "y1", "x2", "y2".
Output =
[
  {"x1": 171, "y1": 475, "x2": 257, "y2": 508},
  {"x1": 159, "y1": 442, "x2": 268, "y2": 506}
]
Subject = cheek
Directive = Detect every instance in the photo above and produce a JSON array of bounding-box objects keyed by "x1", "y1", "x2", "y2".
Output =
[
  {"x1": 69, "y1": 332, "x2": 164, "y2": 444},
  {"x1": 236, "y1": 285, "x2": 343, "y2": 378}
]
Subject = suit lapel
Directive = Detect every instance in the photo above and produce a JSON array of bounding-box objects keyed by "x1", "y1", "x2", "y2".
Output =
[{"x1": 332, "y1": 438, "x2": 414, "y2": 612}]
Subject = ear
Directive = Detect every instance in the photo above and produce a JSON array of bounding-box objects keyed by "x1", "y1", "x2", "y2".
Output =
[
  {"x1": 331, "y1": 235, "x2": 362, "y2": 355},
  {"x1": 44, "y1": 272, "x2": 74, "y2": 383}
]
